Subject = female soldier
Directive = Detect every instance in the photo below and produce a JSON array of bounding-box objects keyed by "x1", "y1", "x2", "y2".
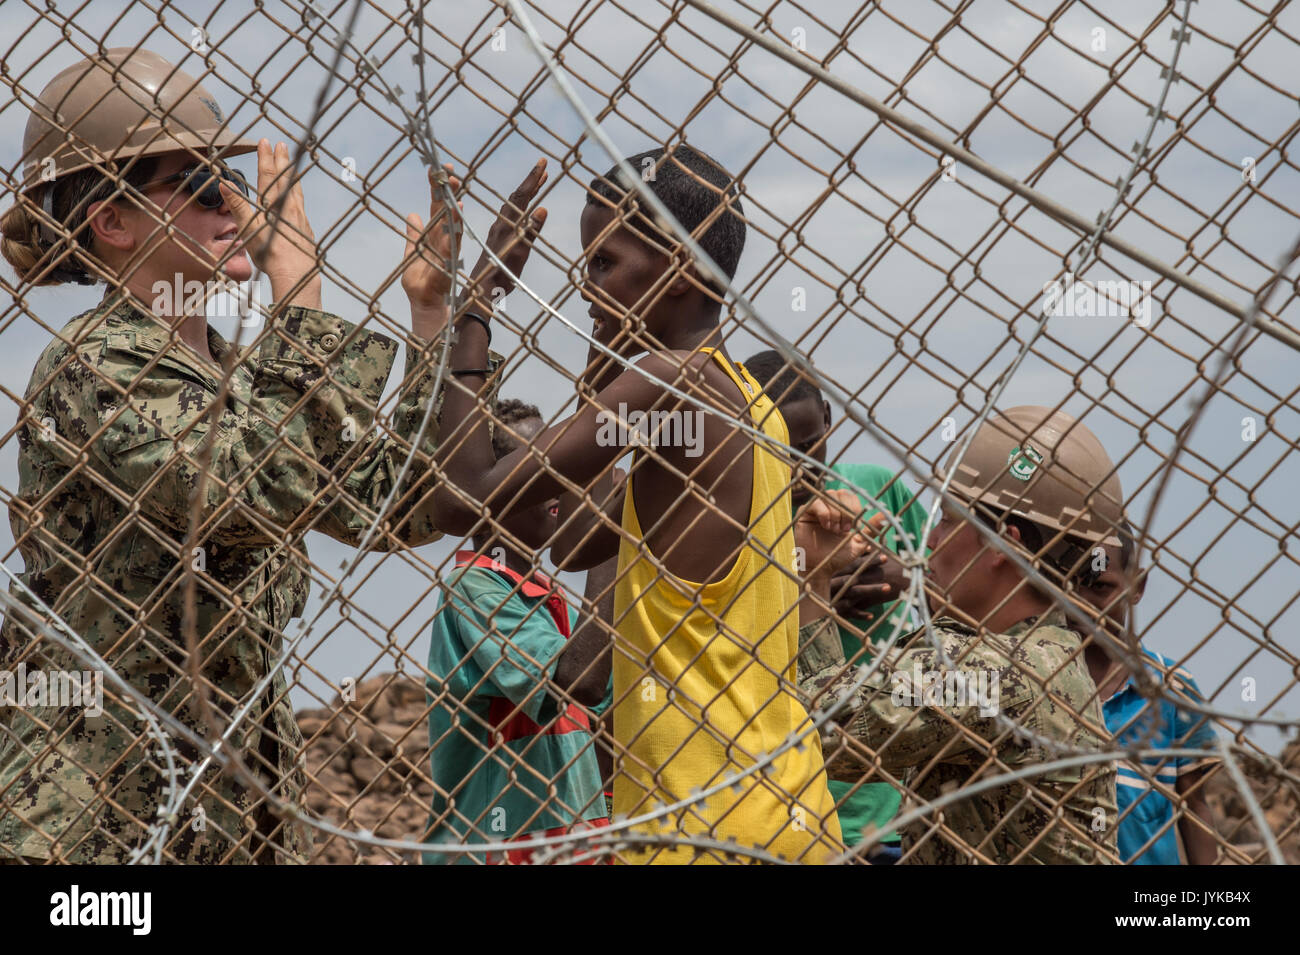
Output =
[{"x1": 0, "y1": 47, "x2": 522, "y2": 863}]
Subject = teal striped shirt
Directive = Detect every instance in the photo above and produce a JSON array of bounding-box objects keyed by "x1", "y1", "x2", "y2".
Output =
[{"x1": 422, "y1": 553, "x2": 608, "y2": 865}]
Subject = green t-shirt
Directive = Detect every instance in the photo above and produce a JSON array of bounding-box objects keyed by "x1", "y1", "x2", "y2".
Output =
[{"x1": 823, "y1": 462, "x2": 930, "y2": 847}]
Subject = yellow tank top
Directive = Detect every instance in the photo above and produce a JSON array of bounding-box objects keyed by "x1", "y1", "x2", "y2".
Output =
[{"x1": 611, "y1": 348, "x2": 842, "y2": 864}]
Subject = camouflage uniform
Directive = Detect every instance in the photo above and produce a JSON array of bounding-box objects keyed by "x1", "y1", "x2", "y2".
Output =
[
  {"x1": 799, "y1": 607, "x2": 1117, "y2": 864},
  {"x1": 0, "y1": 294, "x2": 498, "y2": 863}
]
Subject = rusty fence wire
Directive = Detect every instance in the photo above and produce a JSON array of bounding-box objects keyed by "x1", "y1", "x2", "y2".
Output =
[{"x1": 0, "y1": 0, "x2": 1296, "y2": 864}]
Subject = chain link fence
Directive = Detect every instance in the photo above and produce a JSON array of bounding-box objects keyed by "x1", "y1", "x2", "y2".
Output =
[{"x1": 0, "y1": 0, "x2": 1296, "y2": 864}]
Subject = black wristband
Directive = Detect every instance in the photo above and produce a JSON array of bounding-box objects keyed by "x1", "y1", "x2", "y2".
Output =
[
  {"x1": 454, "y1": 310, "x2": 492, "y2": 344},
  {"x1": 450, "y1": 367, "x2": 492, "y2": 378}
]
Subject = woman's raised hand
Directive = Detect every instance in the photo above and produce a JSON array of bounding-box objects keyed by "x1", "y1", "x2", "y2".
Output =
[{"x1": 220, "y1": 139, "x2": 321, "y2": 310}]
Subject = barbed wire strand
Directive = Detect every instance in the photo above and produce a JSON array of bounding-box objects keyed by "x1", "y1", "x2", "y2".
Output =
[{"x1": 677, "y1": 0, "x2": 1300, "y2": 353}]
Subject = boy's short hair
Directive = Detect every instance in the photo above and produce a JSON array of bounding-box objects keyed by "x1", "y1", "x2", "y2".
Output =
[
  {"x1": 587, "y1": 143, "x2": 745, "y2": 294},
  {"x1": 491, "y1": 398, "x2": 543, "y2": 460},
  {"x1": 744, "y1": 349, "x2": 824, "y2": 408}
]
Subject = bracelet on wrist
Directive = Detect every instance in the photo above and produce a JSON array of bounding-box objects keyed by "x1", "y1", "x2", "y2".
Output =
[
  {"x1": 454, "y1": 310, "x2": 492, "y2": 344},
  {"x1": 450, "y1": 367, "x2": 492, "y2": 378}
]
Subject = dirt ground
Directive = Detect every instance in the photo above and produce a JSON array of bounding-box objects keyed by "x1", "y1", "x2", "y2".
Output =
[{"x1": 297, "y1": 673, "x2": 1300, "y2": 864}]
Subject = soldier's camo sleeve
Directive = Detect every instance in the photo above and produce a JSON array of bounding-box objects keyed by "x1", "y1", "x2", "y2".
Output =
[
  {"x1": 58, "y1": 306, "x2": 494, "y2": 549},
  {"x1": 798, "y1": 620, "x2": 1021, "y2": 778},
  {"x1": 797, "y1": 617, "x2": 849, "y2": 695},
  {"x1": 322, "y1": 329, "x2": 505, "y2": 548}
]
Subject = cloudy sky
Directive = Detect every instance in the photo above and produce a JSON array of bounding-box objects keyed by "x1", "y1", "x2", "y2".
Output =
[{"x1": 1, "y1": 0, "x2": 1296, "y2": 752}]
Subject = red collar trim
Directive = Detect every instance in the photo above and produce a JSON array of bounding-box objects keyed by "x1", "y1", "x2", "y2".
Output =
[{"x1": 454, "y1": 550, "x2": 555, "y2": 599}]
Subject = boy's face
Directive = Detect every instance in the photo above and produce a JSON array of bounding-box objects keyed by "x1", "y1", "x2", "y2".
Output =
[
  {"x1": 580, "y1": 202, "x2": 674, "y2": 354},
  {"x1": 495, "y1": 417, "x2": 559, "y2": 551},
  {"x1": 1077, "y1": 541, "x2": 1144, "y2": 633},
  {"x1": 778, "y1": 395, "x2": 831, "y2": 507}
]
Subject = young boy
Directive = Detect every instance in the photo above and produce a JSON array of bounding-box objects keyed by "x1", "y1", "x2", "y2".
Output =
[
  {"x1": 424, "y1": 399, "x2": 612, "y2": 864},
  {"x1": 433, "y1": 146, "x2": 843, "y2": 863},
  {"x1": 1077, "y1": 522, "x2": 1219, "y2": 864}
]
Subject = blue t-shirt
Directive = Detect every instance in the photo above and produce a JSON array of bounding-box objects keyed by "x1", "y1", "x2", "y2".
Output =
[{"x1": 1102, "y1": 648, "x2": 1217, "y2": 864}]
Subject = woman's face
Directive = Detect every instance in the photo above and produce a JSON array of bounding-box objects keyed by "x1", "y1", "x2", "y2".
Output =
[{"x1": 108, "y1": 152, "x2": 252, "y2": 285}]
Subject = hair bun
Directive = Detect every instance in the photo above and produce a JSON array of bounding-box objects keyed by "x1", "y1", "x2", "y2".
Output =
[{"x1": 0, "y1": 197, "x2": 56, "y2": 286}]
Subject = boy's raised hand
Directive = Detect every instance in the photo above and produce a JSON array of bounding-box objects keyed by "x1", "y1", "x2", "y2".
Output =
[
  {"x1": 464, "y1": 158, "x2": 549, "y2": 314},
  {"x1": 830, "y1": 512, "x2": 911, "y2": 614},
  {"x1": 795, "y1": 489, "x2": 869, "y2": 580}
]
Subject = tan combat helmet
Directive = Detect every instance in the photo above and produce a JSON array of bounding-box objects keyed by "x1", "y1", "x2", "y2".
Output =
[
  {"x1": 940, "y1": 406, "x2": 1125, "y2": 578},
  {"x1": 20, "y1": 47, "x2": 256, "y2": 192}
]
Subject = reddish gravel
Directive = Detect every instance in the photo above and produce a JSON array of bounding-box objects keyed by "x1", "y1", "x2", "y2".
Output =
[{"x1": 297, "y1": 673, "x2": 1299, "y2": 864}]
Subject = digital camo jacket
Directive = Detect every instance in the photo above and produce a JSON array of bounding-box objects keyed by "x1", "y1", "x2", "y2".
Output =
[
  {"x1": 799, "y1": 607, "x2": 1117, "y2": 864},
  {"x1": 0, "y1": 294, "x2": 498, "y2": 863}
]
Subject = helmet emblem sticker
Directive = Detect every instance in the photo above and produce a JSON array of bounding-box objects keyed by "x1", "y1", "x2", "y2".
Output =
[{"x1": 1007, "y1": 443, "x2": 1043, "y2": 481}]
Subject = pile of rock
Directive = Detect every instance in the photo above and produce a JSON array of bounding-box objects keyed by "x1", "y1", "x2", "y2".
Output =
[
  {"x1": 1204, "y1": 738, "x2": 1300, "y2": 864},
  {"x1": 296, "y1": 673, "x2": 436, "y2": 865},
  {"x1": 296, "y1": 672, "x2": 1299, "y2": 864}
]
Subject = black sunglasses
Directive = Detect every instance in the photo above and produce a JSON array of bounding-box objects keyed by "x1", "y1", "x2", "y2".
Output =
[{"x1": 135, "y1": 163, "x2": 250, "y2": 209}]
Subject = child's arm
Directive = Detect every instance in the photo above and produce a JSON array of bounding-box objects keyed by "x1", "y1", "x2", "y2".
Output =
[
  {"x1": 1167, "y1": 673, "x2": 1220, "y2": 864},
  {"x1": 550, "y1": 337, "x2": 633, "y2": 568},
  {"x1": 1177, "y1": 766, "x2": 1219, "y2": 864},
  {"x1": 554, "y1": 554, "x2": 617, "y2": 707},
  {"x1": 552, "y1": 465, "x2": 625, "y2": 571}
]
